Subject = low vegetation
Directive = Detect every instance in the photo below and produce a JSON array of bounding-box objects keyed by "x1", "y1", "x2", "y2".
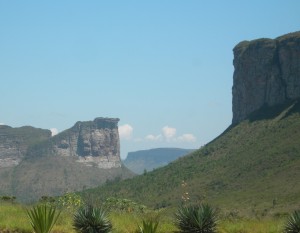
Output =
[
  {"x1": 137, "y1": 219, "x2": 159, "y2": 233},
  {"x1": 174, "y1": 204, "x2": 218, "y2": 233},
  {"x1": 26, "y1": 205, "x2": 60, "y2": 233},
  {"x1": 283, "y1": 210, "x2": 300, "y2": 233},
  {"x1": 0, "y1": 197, "x2": 299, "y2": 233},
  {"x1": 73, "y1": 205, "x2": 112, "y2": 233}
]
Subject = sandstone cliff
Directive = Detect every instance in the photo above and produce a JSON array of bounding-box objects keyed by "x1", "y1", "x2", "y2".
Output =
[
  {"x1": 0, "y1": 125, "x2": 51, "y2": 167},
  {"x1": 51, "y1": 117, "x2": 121, "y2": 168},
  {"x1": 232, "y1": 31, "x2": 300, "y2": 124},
  {"x1": 0, "y1": 117, "x2": 132, "y2": 202}
]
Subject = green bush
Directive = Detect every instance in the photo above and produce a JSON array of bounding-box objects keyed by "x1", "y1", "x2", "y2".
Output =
[
  {"x1": 175, "y1": 204, "x2": 217, "y2": 233},
  {"x1": 137, "y1": 219, "x2": 159, "y2": 233},
  {"x1": 284, "y1": 210, "x2": 300, "y2": 233},
  {"x1": 26, "y1": 204, "x2": 61, "y2": 233},
  {"x1": 73, "y1": 205, "x2": 112, "y2": 233}
]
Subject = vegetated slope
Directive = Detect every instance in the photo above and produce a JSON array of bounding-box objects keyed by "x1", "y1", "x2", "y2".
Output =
[
  {"x1": 10, "y1": 155, "x2": 133, "y2": 203},
  {"x1": 83, "y1": 101, "x2": 300, "y2": 214},
  {"x1": 123, "y1": 148, "x2": 195, "y2": 174}
]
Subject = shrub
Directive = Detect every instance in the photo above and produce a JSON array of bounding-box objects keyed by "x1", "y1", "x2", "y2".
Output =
[
  {"x1": 174, "y1": 204, "x2": 217, "y2": 233},
  {"x1": 137, "y1": 219, "x2": 159, "y2": 233},
  {"x1": 103, "y1": 197, "x2": 147, "y2": 213},
  {"x1": 26, "y1": 204, "x2": 61, "y2": 233},
  {"x1": 73, "y1": 205, "x2": 112, "y2": 233},
  {"x1": 284, "y1": 210, "x2": 300, "y2": 233},
  {"x1": 58, "y1": 192, "x2": 83, "y2": 210}
]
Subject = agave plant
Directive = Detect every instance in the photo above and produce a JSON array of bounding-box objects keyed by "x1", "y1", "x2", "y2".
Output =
[
  {"x1": 284, "y1": 210, "x2": 300, "y2": 233},
  {"x1": 73, "y1": 205, "x2": 112, "y2": 233},
  {"x1": 137, "y1": 219, "x2": 159, "y2": 233},
  {"x1": 26, "y1": 204, "x2": 61, "y2": 233},
  {"x1": 175, "y1": 204, "x2": 217, "y2": 233}
]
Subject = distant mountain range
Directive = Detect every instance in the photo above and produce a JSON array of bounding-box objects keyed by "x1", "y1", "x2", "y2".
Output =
[{"x1": 123, "y1": 148, "x2": 195, "y2": 174}]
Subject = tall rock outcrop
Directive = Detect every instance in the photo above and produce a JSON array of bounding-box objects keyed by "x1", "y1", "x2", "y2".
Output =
[
  {"x1": 232, "y1": 31, "x2": 300, "y2": 124},
  {"x1": 0, "y1": 117, "x2": 131, "y2": 202},
  {"x1": 51, "y1": 117, "x2": 121, "y2": 168}
]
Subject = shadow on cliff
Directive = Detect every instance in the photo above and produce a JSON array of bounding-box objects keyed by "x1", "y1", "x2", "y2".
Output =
[
  {"x1": 247, "y1": 99, "x2": 300, "y2": 122},
  {"x1": 208, "y1": 99, "x2": 300, "y2": 146}
]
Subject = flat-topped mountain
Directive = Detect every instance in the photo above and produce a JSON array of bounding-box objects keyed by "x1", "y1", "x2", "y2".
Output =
[
  {"x1": 83, "y1": 32, "x2": 300, "y2": 214},
  {"x1": 42, "y1": 117, "x2": 121, "y2": 168},
  {"x1": 123, "y1": 148, "x2": 194, "y2": 174},
  {"x1": 0, "y1": 117, "x2": 134, "y2": 202},
  {"x1": 232, "y1": 31, "x2": 300, "y2": 124}
]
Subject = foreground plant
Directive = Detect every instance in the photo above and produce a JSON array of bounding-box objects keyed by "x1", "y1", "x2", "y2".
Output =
[
  {"x1": 284, "y1": 210, "x2": 300, "y2": 233},
  {"x1": 26, "y1": 204, "x2": 61, "y2": 233},
  {"x1": 137, "y1": 219, "x2": 159, "y2": 233},
  {"x1": 175, "y1": 204, "x2": 217, "y2": 233},
  {"x1": 73, "y1": 205, "x2": 112, "y2": 233}
]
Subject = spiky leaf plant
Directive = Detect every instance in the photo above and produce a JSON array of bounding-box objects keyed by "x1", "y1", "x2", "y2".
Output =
[
  {"x1": 175, "y1": 204, "x2": 217, "y2": 233},
  {"x1": 137, "y1": 219, "x2": 159, "y2": 233},
  {"x1": 284, "y1": 210, "x2": 300, "y2": 233},
  {"x1": 26, "y1": 205, "x2": 61, "y2": 233},
  {"x1": 73, "y1": 205, "x2": 112, "y2": 233}
]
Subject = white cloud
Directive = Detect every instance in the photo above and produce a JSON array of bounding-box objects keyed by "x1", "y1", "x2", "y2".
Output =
[
  {"x1": 162, "y1": 126, "x2": 176, "y2": 140},
  {"x1": 177, "y1": 133, "x2": 196, "y2": 142},
  {"x1": 145, "y1": 134, "x2": 162, "y2": 141},
  {"x1": 0, "y1": 123, "x2": 4, "y2": 125},
  {"x1": 50, "y1": 128, "x2": 59, "y2": 136},
  {"x1": 119, "y1": 124, "x2": 133, "y2": 140}
]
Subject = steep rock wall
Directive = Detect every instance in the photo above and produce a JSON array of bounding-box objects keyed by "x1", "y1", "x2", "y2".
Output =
[
  {"x1": 0, "y1": 126, "x2": 51, "y2": 167},
  {"x1": 232, "y1": 31, "x2": 300, "y2": 124},
  {"x1": 52, "y1": 117, "x2": 121, "y2": 168}
]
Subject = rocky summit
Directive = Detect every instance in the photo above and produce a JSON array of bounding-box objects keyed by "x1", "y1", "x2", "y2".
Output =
[
  {"x1": 0, "y1": 117, "x2": 121, "y2": 169},
  {"x1": 232, "y1": 31, "x2": 300, "y2": 124},
  {"x1": 51, "y1": 117, "x2": 121, "y2": 169},
  {"x1": 0, "y1": 117, "x2": 133, "y2": 202}
]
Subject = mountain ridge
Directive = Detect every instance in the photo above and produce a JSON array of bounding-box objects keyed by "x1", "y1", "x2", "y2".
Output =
[
  {"x1": 0, "y1": 117, "x2": 134, "y2": 202},
  {"x1": 123, "y1": 148, "x2": 195, "y2": 174}
]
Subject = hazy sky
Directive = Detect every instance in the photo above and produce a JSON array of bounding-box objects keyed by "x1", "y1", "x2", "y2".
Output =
[{"x1": 0, "y1": 1, "x2": 299, "y2": 159}]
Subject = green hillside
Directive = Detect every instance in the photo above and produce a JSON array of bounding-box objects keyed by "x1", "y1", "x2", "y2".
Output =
[{"x1": 83, "y1": 101, "x2": 300, "y2": 215}]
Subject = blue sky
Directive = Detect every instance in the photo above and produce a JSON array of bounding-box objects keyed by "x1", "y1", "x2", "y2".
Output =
[{"x1": 0, "y1": 1, "x2": 299, "y2": 159}]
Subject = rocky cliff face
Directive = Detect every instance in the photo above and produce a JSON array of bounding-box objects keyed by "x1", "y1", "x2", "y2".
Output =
[
  {"x1": 0, "y1": 126, "x2": 51, "y2": 167},
  {"x1": 0, "y1": 118, "x2": 132, "y2": 202},
  {"x1": 0, "y1": 117, "x2": 121, "y2": 169},
  {"x1": 52, "y1": 117, "x2": 121, "y2": 168},
  {"x1": 232, "y1": 31, "x2": 300, "y2": 124}
]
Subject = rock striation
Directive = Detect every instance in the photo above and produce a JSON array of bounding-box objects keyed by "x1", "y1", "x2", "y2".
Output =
[
  {"x1": 0, "y1": 117, "x2": 121, "y2": 169},
  {"x1": 232, "y1": 31, "x2": 300, "y2": 124},
  {"x1": 0, "y1": 118, "x2": 133, "y2": 202},
  {"x1": 0, "y1": 125, "x2": 51, "y2": 167},
  {"x1": 52, "y1": 117, "x2": 121, "y2": 168}
]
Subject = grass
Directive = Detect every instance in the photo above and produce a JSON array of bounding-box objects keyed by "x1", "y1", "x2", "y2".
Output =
[
  {"x1": 82, "y1": 102, "x2": 300, "y2": 214},
  {"x1": 218, "y1": 218, "x2": 284, "y2": 233},
  {"x1": 0, "y1": 201, "x2": 293, "y2": 233}
]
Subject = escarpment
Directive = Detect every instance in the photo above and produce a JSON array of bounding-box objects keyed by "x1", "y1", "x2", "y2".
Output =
[
  {"x1": 0, "y1": 125, "x2": 51, "y2": 167},
  {"x1": 232, "y1": 31, "x2": 300, "y2": 124},
  {"x1": 51, "y1": 117, "x2": 121, "y2": 168},
  {"x1": 0, "y1": 117, "x2": 131, "y2": 202},
  {"x1": 0, "y1": 118, "x2": 121, "y2": 169}
]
